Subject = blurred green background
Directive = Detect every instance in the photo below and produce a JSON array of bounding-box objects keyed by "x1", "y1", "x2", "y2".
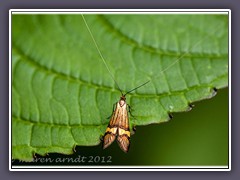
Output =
[{"x1": 14, "y1": 88, "x2": 228, "y2": 166}]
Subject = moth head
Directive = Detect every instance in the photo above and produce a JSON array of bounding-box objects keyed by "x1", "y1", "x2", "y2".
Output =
[
  {"x1": 119, "y1": 95, "x2": 126, "y2": 107},
  {"x1": 120, "y1": 95, "x2": 126, "y2": 101}
]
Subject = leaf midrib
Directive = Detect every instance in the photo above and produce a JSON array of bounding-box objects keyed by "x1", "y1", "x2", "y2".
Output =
[{"x1": 13, "y1": 45, "x2": 226, "y2": 98}]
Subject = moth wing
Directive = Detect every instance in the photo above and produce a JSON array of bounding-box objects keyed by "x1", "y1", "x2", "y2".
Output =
[
  {"x1": 117, "y1": 135, "x2": 130, "y2": 153},
  {"x1": 103, "y1": 133, "x2": 116, "y2": 149}
]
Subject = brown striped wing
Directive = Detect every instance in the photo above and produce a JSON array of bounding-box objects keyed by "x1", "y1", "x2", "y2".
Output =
[
  {"x1": 109, "y1": 102, "x2": 129, "y2": 130},
  {"x1": 103, "y1": 101, "x2": 131, "y2": 152}
]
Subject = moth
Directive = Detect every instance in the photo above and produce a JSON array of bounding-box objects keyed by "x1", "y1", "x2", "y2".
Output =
[
  {"x1": 102, "y1": 82, "x2": 149, "y2": 153},
  {"x1": 103, "y1": 95, "x2": 130, "y2": 152}
]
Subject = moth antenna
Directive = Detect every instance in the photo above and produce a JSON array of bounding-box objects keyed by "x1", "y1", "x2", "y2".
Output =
[
  {"x1": 81, "y1": 14, "x2": 123, "y2": 95},
  {"x1": 124, "y1": 80, "x2": 150, "y2": 96},
  {"x1": 145, "y1": 21, "x2": 226, "y2": 82}
]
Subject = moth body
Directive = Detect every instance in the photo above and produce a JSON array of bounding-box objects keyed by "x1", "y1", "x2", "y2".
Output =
[{"x1": 103, "y1": 96, "x2": 131, "y2": 153}]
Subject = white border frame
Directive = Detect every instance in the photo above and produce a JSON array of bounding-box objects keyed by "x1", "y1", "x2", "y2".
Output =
[{"x1": 9, "y1": 9, "x2": 231, "y2": 171}]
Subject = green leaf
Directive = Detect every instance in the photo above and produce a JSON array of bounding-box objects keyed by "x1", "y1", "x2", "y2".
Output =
[{"x1": 12, "y1": 14, "x2": 228, "y2": 161}]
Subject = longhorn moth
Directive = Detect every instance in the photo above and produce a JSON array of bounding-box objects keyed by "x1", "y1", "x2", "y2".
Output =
[
  {"x1": 81, "y1": 14, "x2": 222, "y2": 153},
  {"x1": 101, "y1": 81, "x2": 150, "y2": 153}
]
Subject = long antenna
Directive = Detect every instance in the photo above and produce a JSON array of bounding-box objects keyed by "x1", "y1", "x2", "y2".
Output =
[
  {"x1": 139, "y1": 21, "x2": 225, "y2": 83},
  {"x1": 82, "y1": 15, "x2": 224, "y2": 96},
  {"x1": 129, "y1": 21, "x2": 224, "y2": 93},
  {"x1": 81, "y1": 14, "x2": 123, "y2": 95},
  {"x1": 124, "y1": 80, "x2": 150, "y2": 96}
]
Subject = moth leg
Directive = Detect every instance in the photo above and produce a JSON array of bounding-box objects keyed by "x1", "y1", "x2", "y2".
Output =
[
  {"x1": 127, "y1": 104, "x2": 136, "y2": 119},
  {"x1": 112, "y1": 102, "x2": 117, "y2": 112},
  {"x1": 100, "y1": 135, "x2": 104, "y2": 142},
  {"x1": 132, "y1": 126, "x2": 137, "y2": 133},
  {"x1": 107, "y1": 103, "x2": 117, "y2": 119},
  {"x1": 72, "y1": 144, "x2": 77, "y2": 153},
  {"x1": 130, "y1": 125, "x2": 137, "y2": 135},
  {"x1": 127, "y1": 105, "x2": 137, "y2": 135}
]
